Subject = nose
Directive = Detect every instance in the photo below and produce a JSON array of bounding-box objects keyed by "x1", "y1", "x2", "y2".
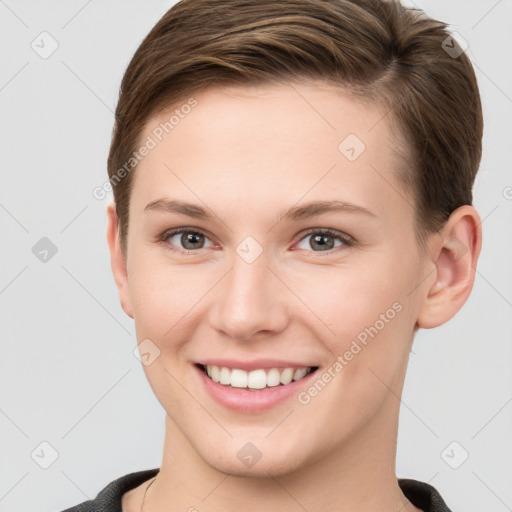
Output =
[{"x1": 208, "y1": 248, "x2": 290, "y2": 341}]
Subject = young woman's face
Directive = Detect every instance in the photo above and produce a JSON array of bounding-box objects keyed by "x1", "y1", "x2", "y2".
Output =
[{"x1": 117, "y1": 82, "x2": 434, "y2": 476}]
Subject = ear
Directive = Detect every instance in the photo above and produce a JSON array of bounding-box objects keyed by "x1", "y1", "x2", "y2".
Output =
[
  {"x1": 416, "y1": 205, "x2": 482, "y2": 329},
  {"x1": 106, "y1": 201, "x2": 134, "y2": 318}
]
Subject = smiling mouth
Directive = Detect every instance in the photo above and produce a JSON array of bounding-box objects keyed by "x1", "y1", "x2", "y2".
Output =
[{"x1": 196, "y1": 363, "x2": 319, "y2": 391}]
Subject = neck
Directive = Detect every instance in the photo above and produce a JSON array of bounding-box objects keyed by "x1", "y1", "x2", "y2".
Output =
[{"x1": 144, "y1": 393, "x2": 421, "y2": 512}]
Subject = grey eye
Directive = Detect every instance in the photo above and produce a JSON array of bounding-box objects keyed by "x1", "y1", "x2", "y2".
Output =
[
  {"x1": 296, "y1": 232, "x2": 346, "y2": 252},
  {"x1": 167, "y1": 230, "x2": 213, "y2": 251}
]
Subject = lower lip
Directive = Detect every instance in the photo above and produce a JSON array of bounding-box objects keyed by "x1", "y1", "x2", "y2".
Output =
[{"x1": 194, "y1": 365, "x2": 318, "y2": 413}]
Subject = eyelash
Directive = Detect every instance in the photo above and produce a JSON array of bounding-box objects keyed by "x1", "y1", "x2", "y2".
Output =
[{"x1": 157, "y1": 227, "x2": 356, "y2": 255}]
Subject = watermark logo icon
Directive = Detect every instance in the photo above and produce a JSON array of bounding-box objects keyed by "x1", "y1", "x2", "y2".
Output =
[
  {"x1": 32, "y1": 237, "x2": 58, "y2": 263},
  {"x1": 441, "y1": 32, "x2": 468, "y2": 59},
  {"x1": 338, "y1": 134, "x2": 366, "y2": 161},
  {"x1": 236, "y1": 236, "x2": 263, "y2": 264},
  {"x1": 31, "y1": 441, "x2": 59, "y2": 469},
  {"x1": 31, "y1": 31, "x2": 59, "y2": 59},
  {"x1": 441, "y1": 441, "x2": 469, "y2": 469},
  {"x1": 237, "y1": 442, "x2": 262, "y2": 468},
  {"x1": 133, "y1": 338, "x2": 161, "y2": 366}
]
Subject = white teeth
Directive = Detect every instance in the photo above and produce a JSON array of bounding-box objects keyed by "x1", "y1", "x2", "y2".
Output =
[
  {"x1": 266, "y1": 368, "x2": 281, "y2": 387},
  {"x1": 202, "y1": 365, "x2": 314, "y2": 389},
  {"x1": 210, "y1": 365, "x2": 220, "y2": 383},
  {"x1": 280, "y1": 368, "x2": 294, "y2": 385},
  {"x1": 247, "y1": 369, "x2": 267, "y2": 389},
  {"x1": 219, "y1": 366, "x2": 231, "y2": 385},
  {"x1": 293, "y1": 368, "x2": 308, "y2": 381},
  {"x1": 230, "y1": 369, "x2": 248, "y2": 388}
]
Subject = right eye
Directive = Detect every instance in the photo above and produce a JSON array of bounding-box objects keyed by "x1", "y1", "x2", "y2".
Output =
[{"x1": 159, "y1": 228, "x2": 214, "y2": 253}]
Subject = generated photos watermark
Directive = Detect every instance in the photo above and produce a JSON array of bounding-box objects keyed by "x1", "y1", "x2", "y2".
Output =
[
  {"x1": 297, "y1": 301, "x2": 403, "y2": 405},
  {"x1": 92, "y1": 97, "x2": 198, "y2": 200}
]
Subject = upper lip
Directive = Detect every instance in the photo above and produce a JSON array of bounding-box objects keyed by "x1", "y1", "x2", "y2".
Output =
[{"x1": 196, "y1": 359, "x2": 318, "y2": 372}]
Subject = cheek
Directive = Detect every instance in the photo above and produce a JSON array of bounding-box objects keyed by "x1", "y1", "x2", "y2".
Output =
[
  {"x1": 297, "y1": 257, "x2": 415, "y2": 386},
  {"x1": 296, "y1": 259, "x2": 406, "y2": 336},
  {"x1": 298, "y1": 281, "x2": 411, "y2": 442},
  {"x1": 127, "y1": 252, "x2": 203, "y2": 334}
]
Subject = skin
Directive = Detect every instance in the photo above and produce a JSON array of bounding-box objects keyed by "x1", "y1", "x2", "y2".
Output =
[{"x1": 107, "y1": 81, "x2": 482, "y2": 512}]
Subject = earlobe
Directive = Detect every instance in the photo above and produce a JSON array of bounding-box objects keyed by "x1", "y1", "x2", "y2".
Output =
[
  {"x1": 106, "y1": 201, "x2": 134, "y2": 319},
  {"x1": 416, "y1": 205, "x2": 482, "y2": 329}
]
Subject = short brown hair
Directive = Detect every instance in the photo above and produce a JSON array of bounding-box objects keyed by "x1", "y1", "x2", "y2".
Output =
[{"x1": 107, "y1": 0, "x2": 483, "y2": 256}]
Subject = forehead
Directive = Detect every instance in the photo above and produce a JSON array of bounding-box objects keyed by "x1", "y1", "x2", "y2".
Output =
[
  {"x1": 131, "y1": 81, "x2": 413, "y2": 227},
  {"x1": 146, "y1": 81, "x2": 395, "y2": 150}
]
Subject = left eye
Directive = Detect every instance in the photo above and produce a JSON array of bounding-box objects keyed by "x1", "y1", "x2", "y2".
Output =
[{"x1": 295, "y1": 229, "x2": 352, "y2": 252}]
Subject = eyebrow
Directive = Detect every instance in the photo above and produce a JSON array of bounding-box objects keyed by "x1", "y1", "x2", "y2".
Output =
[{"x1": 144, "y1": 198, "x2": 377, "y2": 221}]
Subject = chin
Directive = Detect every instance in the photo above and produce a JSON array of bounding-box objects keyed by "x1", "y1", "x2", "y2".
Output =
[
  {"x1": 199, "y1": 441, "x2": 310, "y2": 479},
  {"x1": 211, "y1": 457, "x2": 303, "y2": 479}
]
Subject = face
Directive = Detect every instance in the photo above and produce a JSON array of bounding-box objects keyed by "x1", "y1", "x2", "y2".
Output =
[{"x1": 111, "y1": 81, "x2": 434, "y2": 477}]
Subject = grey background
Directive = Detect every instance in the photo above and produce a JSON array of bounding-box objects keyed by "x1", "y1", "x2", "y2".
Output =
[{"x1": 0, "y1": 1, "x2": 511, "y2": 511}]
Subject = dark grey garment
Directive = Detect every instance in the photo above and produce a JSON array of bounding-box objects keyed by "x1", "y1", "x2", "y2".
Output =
[{"x1": 59, "y1": 468, "x2": 453, "y2": 512}]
